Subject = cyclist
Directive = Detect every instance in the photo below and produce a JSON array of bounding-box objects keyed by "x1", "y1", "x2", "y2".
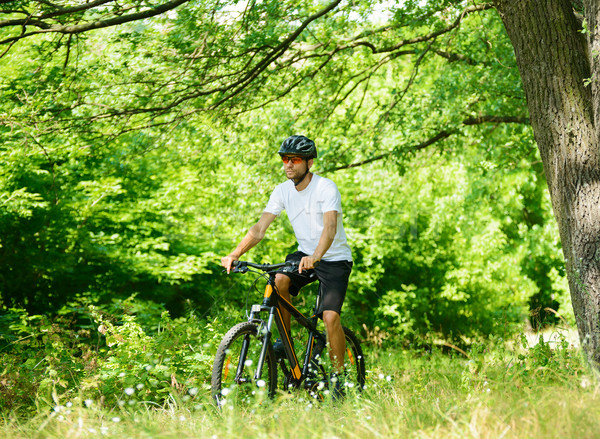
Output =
[{"x1": 221, "y1": 135, "x2": 353, "y2": 398}]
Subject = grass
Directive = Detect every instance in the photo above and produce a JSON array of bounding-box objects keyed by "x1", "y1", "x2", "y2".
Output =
[{"x1": 2, "y1": 331, "x2": 600, "y2": 438}]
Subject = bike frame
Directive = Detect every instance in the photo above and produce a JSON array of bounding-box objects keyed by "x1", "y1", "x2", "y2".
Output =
[{"x1": 241, "y1": 267, "x2": 327, "y2": 387}]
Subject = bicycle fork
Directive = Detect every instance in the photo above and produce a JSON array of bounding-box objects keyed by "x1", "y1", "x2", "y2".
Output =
[
  {"x1": 236, "y1": 284, "x2": 279, "y2": 385},
  {"x1": 252, "y1": 306, "x2": 276, "y2": 383}
]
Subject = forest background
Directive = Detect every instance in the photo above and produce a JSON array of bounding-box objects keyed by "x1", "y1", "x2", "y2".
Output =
[{"x1": 0, "y1": 0, "x2": 580, "y2": 423}]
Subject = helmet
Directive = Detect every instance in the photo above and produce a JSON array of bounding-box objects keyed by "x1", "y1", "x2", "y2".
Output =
[{"x1": 278, "y1": 135, "x2": 317, "y2": 158}]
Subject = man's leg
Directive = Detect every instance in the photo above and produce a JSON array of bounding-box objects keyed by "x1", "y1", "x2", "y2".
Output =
[
  {"x1": 275, "y1": 273, "x2": 292, "y2": 337},
  {"x1": 323, "y1": 310, "x2": 346, "y2": 373}
]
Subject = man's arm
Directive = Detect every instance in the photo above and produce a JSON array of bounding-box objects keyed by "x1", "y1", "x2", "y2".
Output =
[
  {"x1": 221, "y1": 212, "x2": 277, "y2": 273},
  {"x1": 299, "y1": 210, "x2": 338, "y2": 273}
]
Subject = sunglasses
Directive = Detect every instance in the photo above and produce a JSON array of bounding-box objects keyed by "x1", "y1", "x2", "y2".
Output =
[{"x1": 281, "y1": 156, "x2": 305, "y2": 165}]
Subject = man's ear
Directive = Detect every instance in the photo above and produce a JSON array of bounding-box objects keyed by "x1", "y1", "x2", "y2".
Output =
[{"x1": 308, "y1": 158, "x2": 314, "y2": 169}]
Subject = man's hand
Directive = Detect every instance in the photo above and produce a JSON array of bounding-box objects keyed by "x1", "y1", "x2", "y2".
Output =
[
  {"x1": 221, "y1": 255, "x2": 239, "y2": 274},
  {"x1": 220, "y1": 213, "x2": 277, "y2": 274},
  {"x1": 299, "y1": 255, "x2": 320, "y2": 273}
]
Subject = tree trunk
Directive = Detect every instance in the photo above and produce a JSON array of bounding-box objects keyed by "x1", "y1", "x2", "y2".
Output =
[{"x1": 494, "y1": 0, "x2": 600, "y2": 364}]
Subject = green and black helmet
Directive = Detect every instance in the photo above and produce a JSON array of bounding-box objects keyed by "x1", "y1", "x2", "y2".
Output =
[{"x1": 278, "y1": 135, "x2": 317, "y2": 158}]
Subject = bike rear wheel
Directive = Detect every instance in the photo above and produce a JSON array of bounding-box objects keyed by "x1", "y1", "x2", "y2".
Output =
[
  {"x1": 211, "y1": 322, "x2": 277, "y2": 406},
  {"x1": 307, "y1": 326, "x2": 366, "y2": 398}
]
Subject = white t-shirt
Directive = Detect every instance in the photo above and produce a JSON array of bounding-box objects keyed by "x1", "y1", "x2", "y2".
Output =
[{"x1": 264, "y1": 174, "x2": 352, "y2": 262}]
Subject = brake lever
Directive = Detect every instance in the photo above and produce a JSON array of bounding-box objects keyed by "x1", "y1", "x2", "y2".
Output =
[
  {"x1": 221, "y1": 266, "x2": 249, "y2": 274},
  {"x1": 282, "y1": 261, "x2": 300, "y2": 273}
]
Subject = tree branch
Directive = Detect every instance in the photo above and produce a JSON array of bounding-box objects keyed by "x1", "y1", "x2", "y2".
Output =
[
  {"x1": 433, "y1": 49, "x2": 480, "y2": 65},
  {"x1": 57, "y1": 0, "x2": 344, "y2": 119},
  {"x1": 324, "y1": 114, "x2": 530, "y2": 172},
  {"x1": 206, "y1": 0, "x2": 343, "y2": 110},
  {"x1": 0, "y1": 0, "x2": 191, "y2": 46},
  {"x1": 463, "y1": 115, "x2": 529, "y2": 125},
  {"x1": 344, "y1": 3, "x2": 495, "y2": 55}
]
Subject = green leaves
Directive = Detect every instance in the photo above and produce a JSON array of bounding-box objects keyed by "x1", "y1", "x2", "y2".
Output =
[
  {"x1": 0, "y1": 187, "x2": 48, "y2": 218},
  {"x1": 0, "y1": 0, "x2": 567, "y2": 344}
]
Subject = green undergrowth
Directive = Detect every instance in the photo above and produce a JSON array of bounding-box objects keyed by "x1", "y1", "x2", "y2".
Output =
[{"x1": 2, "y1": 324, "x2": 600, "y2": 438}]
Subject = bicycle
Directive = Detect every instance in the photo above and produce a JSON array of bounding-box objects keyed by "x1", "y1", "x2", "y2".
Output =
[{"x1": 211, "y1": 260, "x2": 366, "y2": 406}]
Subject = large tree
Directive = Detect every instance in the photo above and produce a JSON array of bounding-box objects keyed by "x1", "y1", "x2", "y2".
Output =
[
  {"x1": 1, "y1": 0, "x2": 598, "y2": 360},
  {"x1": 493, "y1": 0, "x2": 600, "y2": 364}
]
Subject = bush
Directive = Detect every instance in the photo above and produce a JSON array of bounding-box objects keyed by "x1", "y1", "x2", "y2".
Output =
[
  {"x1": 86, "y1": 303, "x2": 221, "y2": 407},
  {"x1": 0, "y1": 299, "x2": 227, "y2": 413}
]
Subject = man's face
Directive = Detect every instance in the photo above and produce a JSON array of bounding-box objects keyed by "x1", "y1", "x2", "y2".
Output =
[{"x1": 281, "y1": 155, "x2": 311, "y2": 180}]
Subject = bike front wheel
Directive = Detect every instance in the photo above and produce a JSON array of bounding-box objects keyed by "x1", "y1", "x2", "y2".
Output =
[{"x1": 211, "y1": 322, "x2": 278, "y2": 406}]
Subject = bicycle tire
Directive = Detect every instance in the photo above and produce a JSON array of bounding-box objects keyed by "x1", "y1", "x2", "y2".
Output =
[
  {"x1": 307, "y1": 326, "x2": 366, "y2": 397},
  {"x1": 211, "y1": 322, "x2": 278, "y2": 406}
]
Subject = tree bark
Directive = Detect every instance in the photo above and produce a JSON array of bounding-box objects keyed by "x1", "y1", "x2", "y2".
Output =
[{"x1": 494, "y1": 0, "x2": 600, "y2": 364}]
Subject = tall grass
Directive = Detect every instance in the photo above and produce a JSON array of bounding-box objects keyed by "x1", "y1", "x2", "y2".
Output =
[{"x1": 3, "y1": 331, "x2": 600, "y2": 439}]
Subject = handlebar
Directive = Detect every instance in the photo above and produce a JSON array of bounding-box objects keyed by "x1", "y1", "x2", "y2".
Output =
[{"x1": 231, "y1": 260, "x2": 299, "y2": 273}]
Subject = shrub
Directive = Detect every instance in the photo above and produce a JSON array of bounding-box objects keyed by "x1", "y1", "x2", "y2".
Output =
[{"x1": 0, "y1": 299, "x2": 228, "y2": 413}]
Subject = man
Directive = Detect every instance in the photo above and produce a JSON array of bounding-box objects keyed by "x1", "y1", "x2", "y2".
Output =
[{"x1": 221, "y1": 135, "x2": 353, "y2": 396}]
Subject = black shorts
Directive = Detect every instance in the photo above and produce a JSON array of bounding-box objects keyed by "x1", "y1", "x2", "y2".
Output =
[{"x1": 278, "y1": 251, "x2": 353, "y2": 316}]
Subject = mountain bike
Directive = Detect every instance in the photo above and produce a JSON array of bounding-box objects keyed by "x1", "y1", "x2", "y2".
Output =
[{"x1": 211, "y1": 260, "x2": 366, "y2": 406}]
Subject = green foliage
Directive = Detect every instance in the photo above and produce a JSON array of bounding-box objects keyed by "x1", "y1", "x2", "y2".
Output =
[
  {"x1": 1, "y1": 326, "x2": 597, "y2": 438},
  {"x1": 0, "y1": 301, "x2": 227, "y2": 413},
  {"x1": 333, "y1": 142, "x2": 565, "y2": 342},
  {"x1": 0, "y1": 0, "x2": 570, "y2": 358},
  {"x1": 513, "y1": 332, "x2": 581, "y2": 378},
  {"x1": 0, "y1": 306, "x2": 98, "y2": 412},
  {"x1": 85, "y1": 303, "x2": 220, "y2": 407}
]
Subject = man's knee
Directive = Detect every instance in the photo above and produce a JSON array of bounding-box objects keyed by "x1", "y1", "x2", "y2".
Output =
[
  {"x1": 275, "y1": 273, "x2": 290, "y2": 285},
  {"x1": 323, "y1": 310, "x2": 341, "y2": 329},
  {"x1": 275, "y1": 273, "x2": 291, "y2": 295}
]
